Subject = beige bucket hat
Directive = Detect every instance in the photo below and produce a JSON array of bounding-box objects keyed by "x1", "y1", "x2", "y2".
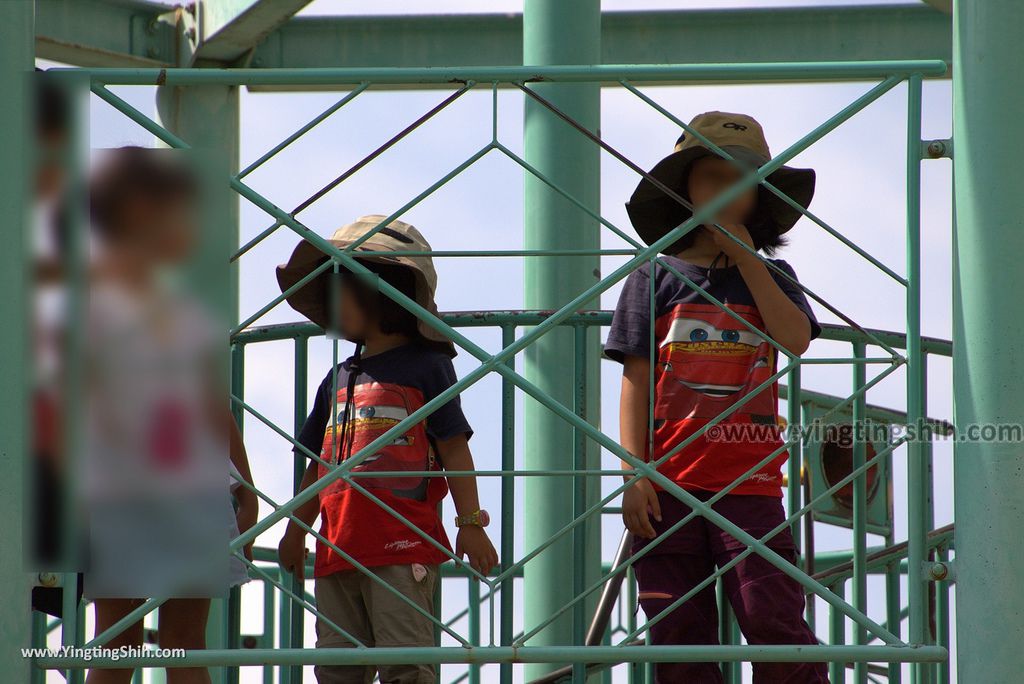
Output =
[
  {"x1": 276, "y1": 215, "x2": 456, "y2": 358},
  {"x1": 626, "y1": 111, "x2": 816, "y2": 255}
]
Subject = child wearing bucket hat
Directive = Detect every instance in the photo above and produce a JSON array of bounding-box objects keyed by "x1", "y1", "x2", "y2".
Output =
[
  {"x1": 606, "y1": 113, "x2": 828, "y2": 683},
  {"x1": 275, "y1": 216, "x2": 497, "y2": 684}
]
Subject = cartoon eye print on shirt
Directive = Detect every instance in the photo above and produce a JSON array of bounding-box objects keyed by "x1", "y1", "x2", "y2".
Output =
[
  {"x1": 319, "y1": 381, "x2": 431, "y2": 499},
  {"x1": 660, "y1": 315, "x2": 769, "y2": 398}
]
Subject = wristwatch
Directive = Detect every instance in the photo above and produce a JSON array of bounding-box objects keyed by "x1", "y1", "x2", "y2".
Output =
[{"x1": 455, "y1": 509, "x2": 490, "y2": 528}]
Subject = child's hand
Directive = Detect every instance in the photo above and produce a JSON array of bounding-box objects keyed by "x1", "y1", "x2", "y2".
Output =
[
  {"x1": 709, "y1": 222, "x2": 757, "y2": 265},
  {"x1": 278, "y1": 527, "x2": 309, "y2": 580},
  {"x1": 622, "y1": 477, "x2": 662, "y2": 539},
  {"x1": 235, "y1": 493, "x2": 259, "y2": 562},
  {"x1": 455, "y1": 526, "x2": 498, "y2": 577}
]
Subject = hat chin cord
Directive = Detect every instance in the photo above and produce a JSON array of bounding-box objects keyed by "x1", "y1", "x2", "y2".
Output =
[{"x1": 335, "y1": 342, "x2": 363, "y2": 465}]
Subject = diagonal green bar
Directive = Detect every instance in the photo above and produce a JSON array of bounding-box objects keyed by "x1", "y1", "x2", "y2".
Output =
[
  {"x1": 621, "y1": 79, "x2": 908, "y2": 286},
  {"x1": 235, "y1": 552, "x2": 367, "y2": 648},
  {"x1": 521, "y1": 72, "x2": 907, "y2": 359},
  {"x1": 91, "y1": 65, "x2": 910, "y2": 649},
  {"x1": 624, "y1": 434, "x2": 910, "y2": 645},
  {"x1": 513, "y1": 360, "x2": 903, "y2": 643},
  {"x1": 237, "y1": 82, "x2": 370, "y2": 180},
  {"x1": 229, "y1": 475, "x2": 471, "y2": 645}
]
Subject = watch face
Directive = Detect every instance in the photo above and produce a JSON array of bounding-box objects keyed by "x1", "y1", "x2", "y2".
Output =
[{"x1": 478, "y1": 510, "x2": 490, "y2": 527}]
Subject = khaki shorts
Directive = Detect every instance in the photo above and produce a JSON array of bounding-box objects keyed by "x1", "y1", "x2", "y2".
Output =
[{"x1": 313, "y1": 563, "x2": 438, "y2": 684}]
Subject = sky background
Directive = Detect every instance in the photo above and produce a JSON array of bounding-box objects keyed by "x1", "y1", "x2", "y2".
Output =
[{"x1": 42, "y1": 1, "x2": 957, "y2": 681}]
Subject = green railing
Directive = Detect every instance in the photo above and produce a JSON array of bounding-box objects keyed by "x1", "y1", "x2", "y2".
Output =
[{"x1": 32, "y1": 59, "x2": 953, "y2": 683}]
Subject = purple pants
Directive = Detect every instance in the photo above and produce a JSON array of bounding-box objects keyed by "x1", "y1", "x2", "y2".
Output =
[{"x1": 632, "y1": 490, "x2": 829, "y2": 684}]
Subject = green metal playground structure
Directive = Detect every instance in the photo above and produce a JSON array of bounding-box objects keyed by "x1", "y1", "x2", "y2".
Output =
[{"x1": 1, "y1": 1, "x2": 1022, "y2": 682}]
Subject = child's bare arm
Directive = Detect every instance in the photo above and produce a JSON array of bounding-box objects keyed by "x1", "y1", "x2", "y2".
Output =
[
  {"x1": 435, "y1": 434, "x2": 498, "y2": 576},
  {"x1": 227, "y1": 410, "x2": 258, "y2": 560},
  {"x1": 620, "y1": 355, "x2": 661, "y2": 539},
  {"x1": 278, "y1": 460, "x2": 320, "y2": 580}
]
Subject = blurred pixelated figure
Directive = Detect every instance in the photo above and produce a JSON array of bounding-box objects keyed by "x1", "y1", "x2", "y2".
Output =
[{"x1": 29, "y1": 144, "x2": 259, "y2": 682}]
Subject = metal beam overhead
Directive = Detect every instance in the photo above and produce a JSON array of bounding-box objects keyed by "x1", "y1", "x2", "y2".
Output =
[
  {"x1": 35, "y1": 0, "x2": 176, "y2": 67},
  {"x1": 35, "y1": 3, "x2": 951, "y2": 83},
  {"x1": 194, "y1": 0, "x2": 313, "y2": 63},
  {"x1": 248, "y1": 5, "x2": 951, "y2": 81}
]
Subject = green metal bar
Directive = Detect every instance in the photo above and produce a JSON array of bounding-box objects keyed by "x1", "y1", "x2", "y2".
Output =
[
  {"x1": 934, "y1": 545, "x2": 950, "y2": 684},
  {"x1": 499, "y1": 323, "x2": 515, "y2": 684},
  {"x1": 885, "y1": 553, "x2": 902, "y2": 684},
  {"x1": 241, "y1": 7, "x2": 952, "y2": 75},
  {"x1": 787, "y1": 366, "x2": 803, "y2": 552},
  {"x1": 49, "y1": 69, "x2": 90, "y2": 684},
  {"x1": 36, "y1": 644, "x2": 949, "y2": 670},
  {"x1": 0, "y1": 3, "x2": 32, "y2": 673},
  {"x1": 920, "y1": 348, "x2": 936, "y2": 684},
  {"x1": 236, "y1": 553, "x2": 365, "y2": 649},
  {"x1": 286, "y1": 337, "x2": 308, "y2": 684},
  {"x1": 571, "y1": 323, "x2": 589, "y2": 683},
  {"x1": 468, "y1": 576, "x2": 481, "y2": 684},
  {"x1": 520, "y1": 71, "x2": 910, "y2": 360},
  {"x1": 232, "y1": 317, "x2": 952, "y2": 357},
  {"x1": 511, "y1": 358, "x2": 905, "y2": 644},
  {"x1": 830, "y1": 580, "x2": 846, "y2": 683},
  {"x1": 232, "y1": 84, "x2": 472, "y2": 263},
  {"x1": 522, "y1": 5, "x2": 601, "y2": 682},
  {"x1": 952, "y1": 3, "x2": 1024, "y2": 682},
  {"x1": 852, "y1": 341, "x2": 868, "y2": 684},
  {"x1": 79, "y1": 56, "x2": 950, "y2": 671},
  {"x1": 621, "y1": 80, "x2": 908, "y2": 286},
  {"x1": 904, "y1": 73, "x2": 930, "y2": 684},
  {"x1": 72, "y1": 60, "x2": 948, "y2": 86},
  {"x1": 623, "y1": 434, "x2": 908, "y2": 646},
  {"x1": 262, "y1": 578, "x2": 275, "y2": 684}
]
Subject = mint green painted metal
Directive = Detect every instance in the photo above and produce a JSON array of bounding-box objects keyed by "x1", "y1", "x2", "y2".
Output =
[
  {"x1": 852, "y1": 341, "x2": 868, "y2": 684},
  {"x1": 904, "y1": 71, "x2": 930, "y2": 684},
  {"x1": 26, "y1": 54, "x2": 963, "y2": 680},
  {"x1": 953, "y1": 1, "x2": 1024, "y2": 682},
  {"x1": 155, "y1": 81, "x2": 240, "y2": 325},
  {"x1": 194, "y1": 0, "x2": 311, "y2": 62},
  {"x1": 37, "y1": 645, "x2": 947, "y2": 670},
  {"x1": 86, "y1": 59, "x2": 922, "y2": 628},
  {"x1": 35, "y1": 0, "x2": 176, "y2": 67},
  {"x1": 242, "y1": 7, "x2": 951, "y2": 76},
  {"x1": 75, "y1": 61, "x2": 947, "y2": 87},
  {"x1": 0, "y1": 2, "x2": 32, "y2": 681},
  {"x1": 156, "y1": 63, "x2": 241, "y2": 684},
  {"x1": 522, "y1": 3, "x2": 601, "y2": 680}
]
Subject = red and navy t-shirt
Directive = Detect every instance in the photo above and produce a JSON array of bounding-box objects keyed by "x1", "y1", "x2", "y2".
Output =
[
  {"x1": 295, "y1": 343, "x2": 472, "y2": 577},
  {"x1": 604, "y1": 256, "x2": 820, "y2": 497}
]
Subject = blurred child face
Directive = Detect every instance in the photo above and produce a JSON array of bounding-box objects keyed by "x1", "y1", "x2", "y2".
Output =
[
  {"x1": 335, "y1": 276, "x2": 371, "y2": 341},
  {"x1": 687, "y1": 156, "x2": 757, "y2": 226},
  {"x1": 116, "y1": 194, "x2": 197, "y2": 265}
]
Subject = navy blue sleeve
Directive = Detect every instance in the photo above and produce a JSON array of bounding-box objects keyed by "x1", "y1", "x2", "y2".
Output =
[
  {"x1": 293, "y1": 373, "x2": 331, "y2": 459},
  {"x1": 420, "y1": 354, "x2": 473, "y2": 442},
  {"x1": 771, "y1": 260, "x2": 822, "y2": 340},
  {"x1": 604, "y1": 265, "x2": 656, "y2": 364}
]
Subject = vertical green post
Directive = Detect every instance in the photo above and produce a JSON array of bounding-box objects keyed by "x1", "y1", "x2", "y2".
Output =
[
  {"x1": 851, "y1": 341, "x2": 867, "y2": 684},
  {"x1": 156, "y1": 19, "x2": 240, "y2": 682},
  {"x1": 786, "y1": 366, "x2": 802, "y2": 553},
  {"x1": 522, "y1": 0, "x2": 601, "y2": 679},
  {"x1": 0, "y1": 1, "x2": 32, "y2": 681},
  {"x1": 952, "y1": 1, "x2": 1024, "y2": 681},
  {"x1": 904, "y1": 70, "x2": 929, "y2": 684},
  {"x1": 499, "y1": 324, "x2": 515, "y2": 684}
]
